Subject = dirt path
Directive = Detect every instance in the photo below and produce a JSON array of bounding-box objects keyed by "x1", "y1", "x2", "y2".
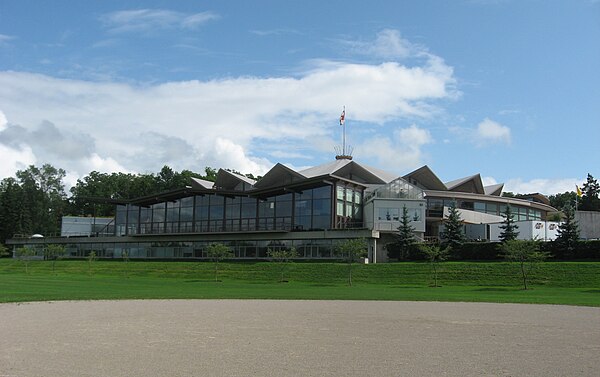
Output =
[{"x1": 1, "y1": 300, "x2": 599, "y2": 376}]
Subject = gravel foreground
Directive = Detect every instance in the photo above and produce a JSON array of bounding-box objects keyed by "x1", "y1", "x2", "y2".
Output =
[{"x1": 1, "y1": 300, "x2": 599, "y2": 377}]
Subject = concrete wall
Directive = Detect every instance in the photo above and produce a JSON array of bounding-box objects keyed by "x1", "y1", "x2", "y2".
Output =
[
  {"x1": 575, "y1": 211, "x2": 600, "y2": 240},
  {"x1": 488, "y1": 220, "x2": 560, "y2": 241}
]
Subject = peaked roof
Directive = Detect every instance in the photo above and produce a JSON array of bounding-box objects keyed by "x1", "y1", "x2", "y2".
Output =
[
  {"x1": 445, "y1": 174, "x2": 485, "y2": 195},
  {"x1": 190, "y1": 177, "x2": 214, "y2": 190},
  {"x1": 214, "y1": 169, "x2": 256, "y2": 191},
  {"x1": 253, "y1": 163, "x2": 306, "y2": 189},
  {"x1": 299, "y1": 159, "x2": 397, "y2": 184},
  {"x1": 402, "y1": 165, "x2": 447, "y2": 191},
  {"x1": 484, "y1": 183, "x2": 504, "y2": 196}
]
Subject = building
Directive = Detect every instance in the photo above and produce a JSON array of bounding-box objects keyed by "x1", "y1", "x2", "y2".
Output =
[{"x1": 7, "y1": 158, "x2": 558, "y2": 262}]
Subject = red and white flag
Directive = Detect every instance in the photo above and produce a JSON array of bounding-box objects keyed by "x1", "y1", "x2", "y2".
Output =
[{"x1": 339, "y1": 108, "x2": 345, "y2": 126}]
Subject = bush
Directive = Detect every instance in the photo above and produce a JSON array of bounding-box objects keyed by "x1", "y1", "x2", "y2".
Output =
[
  {"x1": 451, "y1": 242, "x2": 501, "y2": 261},
  {"x1": 543, "y1": 240, "x2": 600, "y2": 260}
]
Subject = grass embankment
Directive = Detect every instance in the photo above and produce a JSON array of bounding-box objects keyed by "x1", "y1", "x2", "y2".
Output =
[{"x1": 1, "y1": 259, "x2": 599, "y2": 306}]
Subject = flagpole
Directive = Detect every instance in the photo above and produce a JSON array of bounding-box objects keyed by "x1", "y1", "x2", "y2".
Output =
[{"x1": 342, "y1": 105, "x2": 346, "y2": 155}]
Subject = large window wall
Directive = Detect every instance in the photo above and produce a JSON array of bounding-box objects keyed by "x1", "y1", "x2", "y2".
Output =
[
  {"x1": 335, "y1": 184, "x2": 362, "y2": 228},
  {"x1": 59, "y1": 239, "x2": 338, "y2": 259},
  {"x1": 114, "y1": 185, "x2": 334, "y2": 236},
  {"x1": 426, "y1": 198, "x2": 543, "y2": 221}
]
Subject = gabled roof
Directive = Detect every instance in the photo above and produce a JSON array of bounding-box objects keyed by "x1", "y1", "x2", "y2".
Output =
[
  {"x1": 253, "y1": 163, "x2": 306, "y2": 189},
  {"x1": 445, "y1": 174, "x2": 485, "y2": 195},
  {"x1": 214, "y1": 169, "x2": 256, "y2": 191},
  {"x1": 484, "y1": 183, "x2": 504, "y2": 196},
  {"x1": 298, "y1": 160, "x2": 396, "y2": 185},
  {"x1": 190, "y1": 177, "x2": 214, "y2": 190},
  {"x1": 402, "y1": 165, "x2": 447, "y2": 191}
]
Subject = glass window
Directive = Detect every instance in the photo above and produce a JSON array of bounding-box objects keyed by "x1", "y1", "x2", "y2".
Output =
[
  {"x1": 474, "y1": 202, "x2": 486, "y2": 213},
  {"x1": 313, "y1": 186, "x2": 331, "y2": 199},
  {"x1": 459, "y1": 201, "x2": 474, "y2": 211},
  {"x1": 337, "y1": 186, "x2": 345, "y2": 200},
  {"x1": 486, "y1": 203, "x2": 498, "y2": 215},
  {"x1": 336, "y1": 200, "x2": 344, "y2": 216}
]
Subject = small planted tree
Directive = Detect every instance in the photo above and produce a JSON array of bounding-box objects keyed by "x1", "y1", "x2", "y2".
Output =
[
  {"x1": 501, "y1": 239, "x2": 549, "y2": 290},
  {"x1": 420, "y1": 244, "x2": 450, "y2": 287},
  {"x1": 499, "y1": 205, "x2": 519, "y2": 242},
  {"x1": 394, "y1": 205, "x2": 416, "y2": 260},
  {"x1": 442, "y1": 201, "x2": 465, "y2": 251},
  {"x1": 122, "y1": 250, "x2": 130, "y2": 278},
  {"x1": 87, "y1": 251, "x2": 97, "y2": 276},
  {"x1": 44, "y1": 244, "x2": 66, "y2": 274},
  {"x1": 15, "y1": 246, "x2": 37, "y2": 274},
  {"x1": 267, "y1": 247, "x2": 299, "y2": 283},
  {"x1": 206, "y1": 243, "x2": 233, "y2": 282},
  {"x1": 334, "y1": 238, "x2": 368, "y2": 286}
]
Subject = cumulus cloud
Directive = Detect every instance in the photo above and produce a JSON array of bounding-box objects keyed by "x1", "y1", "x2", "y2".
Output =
[
  {"x1": 0, "y1": 143, "x2": 36, "y2": 178},
  {"x1": 476, "y1": 118, "x2": 511, "y2": 145},
  {"x1": 358, "y1": 124, "x2": 433, "y2": 172},
  {"x1": 100, "y1": 9, "x2": 219, "y2": 34},
  {"x1": 0, "y1": 110, "x2": 7, "y2": 131},
  {"x1": 0, "y1": 29, "x2": 458, "y2": 183}
]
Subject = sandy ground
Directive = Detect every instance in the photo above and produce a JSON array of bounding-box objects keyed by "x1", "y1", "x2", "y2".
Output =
[{"x1": 1, "y1": 300, "x2": 599, "y2": 377}]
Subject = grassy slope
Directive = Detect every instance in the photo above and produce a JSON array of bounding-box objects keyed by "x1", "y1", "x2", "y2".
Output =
[{"x1": 1, "y1": 259, "x2": 599, "y2": 306}]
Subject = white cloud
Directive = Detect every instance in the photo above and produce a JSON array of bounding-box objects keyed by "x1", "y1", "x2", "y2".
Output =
[
  {"x1": 100, "y1": 9, "x2": 219, "y2": 34},
  {"x1": 0, "y1": 110, "x2": 7, "y2": 131},
  {"x1": 341, "y1": 29, "x2": 421, "y2": 59},
  {"x1": 504, "y1": 178, "x2": 583, "y2": 196},
  {"x1": 0, "y1": 34, "x2": 15, "y2": 45},
  {"x1": 0, "y1": 143, "x2": 36, "y2": 178},
  {"x1": 358, "y1": 124, "x2": 433, "y2": 172},
  {"x1": 476, "y1": 118, "x2": 511, "y2": 145},
  {"x1": 0, "y1": 29, "x2": 457, "y2": 182}
]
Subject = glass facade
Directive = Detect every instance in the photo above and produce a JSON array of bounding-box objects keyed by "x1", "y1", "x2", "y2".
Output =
[
  {"x1": 426, "y1": 198, "x2": 543, "y2": 221},
  {"x1": 114, "y1": 185, "x2": 335, "y2": 236},
  {"x1": 58, "y1": 239, "x2": 339, "y2": 260}
]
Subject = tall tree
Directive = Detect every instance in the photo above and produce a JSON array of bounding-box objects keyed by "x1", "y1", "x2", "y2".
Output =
[
  {"x1": 442, "y1": 201, "x2": 465, "y2": 250},
  {"x1": 394, "y1": 205, "x2": 416, "y2": 260},
  {"x1": 499, "y1": 205, "x2": 519, "y2": 242},
  {"x1": 548, "y1": 191, "x2": 577, "y2": 211},
  {"x1": 580, "y1": 174, "x2": 600, "y2": 211},
  {"x1": 555, "y1": 205, "x2": 580, "y2": 255}
]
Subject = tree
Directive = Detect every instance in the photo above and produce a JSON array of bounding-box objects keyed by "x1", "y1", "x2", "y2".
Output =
[
  {"x1": 420, "y1": 244, "x2": 449, "y2": 287},
  {"x1": 44, "y1": 244, "x2": 66, "y2": 274},
  {"x1": 87, "y1": 251, "x2": 97, "y2": 276},
  {"x1": 549, "y1": 191, "x2": 577, "y2": 211},
  {"x1": 442, "y1": 201, "x2": 465, "y2": 250},
  {"x1": 206, "y1": 243, "x2": 234, "y2": 282},
  {"x1": 499, "y1": 205, "x2": 519, "y2": 242},
  {"x1": 334, "y1": 238, "x2": 368, "y2": 286},
  {"x1": 580, "y1": 174, "x2": 600, "y2": 211},
  {"x1": 501, "y1": 240, "x2": 548, "y2": 290},
  {"x1": 15, "y1": 246, "x2": 37, "y2": 274},
  {"x1": 394, "y1": 205, "x2": 416, "y2": 260},
  {"x1": 0, "y1": 244, "x2": 10, "y2": 258},
  {"x1": 267, "y1": 247, "x2": 299, "y2": 282},
  {"x1": 554, "y1": 205, "x2": 580, "y2": 256},
  {"x1": 122, "y1": 250, "x2": 131, "y2": 278}
]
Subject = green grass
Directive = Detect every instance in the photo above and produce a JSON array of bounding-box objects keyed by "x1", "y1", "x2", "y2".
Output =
[{"x1": 1, "y1": 259, "x2": 599, "y2": 306}]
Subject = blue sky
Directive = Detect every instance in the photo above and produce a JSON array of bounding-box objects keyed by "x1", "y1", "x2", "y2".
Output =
[{"x1": 1, "y1": 0, "x2": 599, "y2": 194}]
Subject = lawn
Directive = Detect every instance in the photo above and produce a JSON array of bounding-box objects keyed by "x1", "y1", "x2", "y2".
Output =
[{"x1": 1, "y1": 259, "x2": 599, "y2": 306}]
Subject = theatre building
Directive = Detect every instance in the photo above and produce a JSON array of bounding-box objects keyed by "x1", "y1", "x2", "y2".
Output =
[{"x1": 7, "y1": 158, "x2": 557, "y2": 262}]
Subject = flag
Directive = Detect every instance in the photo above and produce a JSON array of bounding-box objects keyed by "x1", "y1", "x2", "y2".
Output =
[
  {"x1": 339, "y1": 109, "x2": 345, "y2": 126},
  {"x1": 576, "y1": 185, "x2": 582, "y2": 197}
]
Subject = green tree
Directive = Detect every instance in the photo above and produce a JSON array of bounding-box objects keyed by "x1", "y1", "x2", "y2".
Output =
[
  {"x1": 420, "y1": 244, "x2": 450, "y2": 287},
  {"x1": 499, "y1": 205, "x2": 519, "y2": 242},
  {"x1": 0, "y1": 244, "x2": 10, "y2": 258},
  {"x1": 122, "y1": 250, "x2": 131, "y2": 278},
  {"x1": 442, "y1": 201, "x2": 465, "y2": 250},
  {"x1": 580, "y1": 174, "x2": 600, "y2": 211},
  {"x1": 549, "y1": 191, "x2": 577, "y2": 211},
  {"x1": 267, "y1": 247, "x2": 299, "y2": 282},
  {"x1": 44, "y1": 244, "x2": 66, "y2": 274},
  {"x1": 15, "y1": 246, "x2": 37, "y2": 274},
  {"x1": 501, "y1": 240, "x2": 548, "y2": 290},
  {"x1": 393, "y1": 205, "x2": 416, "y2": 260},
  {"x1": 87, "y1": 251, "x2": 97, "y2": 276},
  {"x1": 334, "y1": 238, "x2": 368, "y2": 286},
  {"x1": 206, "y1": 243, "x2": 234, "y2": 282},
  {"x1": 554, "y1": 205, "x2": 580, "y2": 256}
]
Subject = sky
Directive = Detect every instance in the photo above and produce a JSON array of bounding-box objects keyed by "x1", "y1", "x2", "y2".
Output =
[{"x1": 0, "y1": 0, "x2": 599, "y2": 195}]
